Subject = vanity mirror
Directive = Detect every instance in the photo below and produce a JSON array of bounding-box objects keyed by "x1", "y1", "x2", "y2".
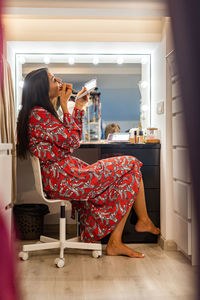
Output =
[{"x1": 15, "y1": 53, "x2": 151, "y2": 139}]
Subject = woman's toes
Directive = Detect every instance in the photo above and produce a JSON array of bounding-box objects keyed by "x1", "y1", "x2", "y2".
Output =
[
  {"x1": 130, "y1": 251, "x2": 145, "y2": 258},
  {"x1": 106, "y1": 241, "x2": 145, "y2": 258}
]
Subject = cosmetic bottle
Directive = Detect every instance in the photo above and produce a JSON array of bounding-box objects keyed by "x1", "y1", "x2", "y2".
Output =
[
  {"x1": 138, "y1": 130, "x2": 144, "y2": 143},
  {"x1": 129, "y1": 128, "x2": 137, "y2": 144},
  {"x1": 134, "y1": 130, "x2": 137, "y2": 144}
]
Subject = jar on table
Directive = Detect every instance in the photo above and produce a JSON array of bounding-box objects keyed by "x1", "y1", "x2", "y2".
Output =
[{"x1": 145, "y1": 128, "x2": 160, "y2": 143}]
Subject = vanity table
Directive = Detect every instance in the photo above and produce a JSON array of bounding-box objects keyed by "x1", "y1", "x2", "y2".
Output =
[{"x1": 73, "y1": 142, "x2": 160, "y2": 243}]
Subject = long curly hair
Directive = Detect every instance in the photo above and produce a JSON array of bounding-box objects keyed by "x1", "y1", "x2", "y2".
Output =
[{"x1": 17, "y1": 68, "x2": 59, "y2": 159}]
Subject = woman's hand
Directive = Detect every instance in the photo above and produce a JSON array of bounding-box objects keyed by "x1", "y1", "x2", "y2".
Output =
[
  {"x1": 60, "y1": 83, "x2": 73, "y2": 114},
  {"x1": 75, "y1": 87, "x2": 89, "y2": 110}
]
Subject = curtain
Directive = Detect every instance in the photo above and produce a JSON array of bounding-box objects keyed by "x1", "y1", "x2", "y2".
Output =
[
  {"x1": 0, "y1": 0, "x2": 3, "y2": 80},
  {"x1": 0, "y1": 56, "x2": 16, "y2": 205},
  {"x1": 167, "y1": 0, "x2": 200, "y2": 293}
]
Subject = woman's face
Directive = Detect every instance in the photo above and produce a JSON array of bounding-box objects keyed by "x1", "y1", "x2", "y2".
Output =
[{"x1": 48, "y1": 72, "x2": 62, "y2": 100}]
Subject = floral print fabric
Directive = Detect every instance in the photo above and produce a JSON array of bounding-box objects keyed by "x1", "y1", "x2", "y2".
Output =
[{"x1": 28, "y1": 106, "x2": 142, "y2": 242}]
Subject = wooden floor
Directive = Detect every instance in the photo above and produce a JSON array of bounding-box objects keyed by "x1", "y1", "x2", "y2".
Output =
[{"x1": 18, "y1": 243, "x2": 198, "y2": 300}]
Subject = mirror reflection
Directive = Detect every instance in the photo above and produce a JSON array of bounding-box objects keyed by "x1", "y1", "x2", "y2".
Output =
[{"x1": 16, "y1": 54, "x2": 151, "y2": 140}]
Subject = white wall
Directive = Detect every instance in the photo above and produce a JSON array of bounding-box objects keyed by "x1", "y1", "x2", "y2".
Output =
[{"x1": 151, "y1": 19, "x2": 174, "y2": 241}]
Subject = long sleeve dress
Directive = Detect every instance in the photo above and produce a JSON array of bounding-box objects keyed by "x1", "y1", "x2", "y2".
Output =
[{"x1": 28, "y1": 106, "x2": 143, "y2": 243}]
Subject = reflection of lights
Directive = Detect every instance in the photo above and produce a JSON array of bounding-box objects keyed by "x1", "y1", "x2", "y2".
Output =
[
  {"x1": 140, "y1": 81, "x2": 149, "y2": 89},
  {"x1": 93, "y1": 56, "x2": 99, "y2": 65},
  {"x1": 141, "y1": 104, "x2": 149, "y2": 112},
  {"x1": 117, "y1": 56, "x2": 124, "y2": 64},
  {"x1": 19, "y1": 56, "x2": 26, "y2": 64},
  {"x1": 18, "y1": 104, "x2": 22, "y2": 111},
  {"x1": 19, "y1": 80, "x2": 24, "y2": 88},
  {"x1": 44, "y1": 56, "x2": 50, "y2": 64},
  {"x1": 68, "y1": 56, "x2": 75, "y2": 65}
]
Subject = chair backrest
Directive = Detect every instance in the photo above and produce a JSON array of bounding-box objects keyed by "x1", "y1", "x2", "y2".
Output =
[{"x1": 30, "y1": 155, "x2": 61, "y2": 203}]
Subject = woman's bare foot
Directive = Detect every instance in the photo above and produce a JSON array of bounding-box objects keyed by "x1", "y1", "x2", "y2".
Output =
[
  {"x1": 135, "y1": 217, "x2": 160, "y2": 235},
  {"x1": 106, "y1": 240, "x2": 144, "y2": 258}
]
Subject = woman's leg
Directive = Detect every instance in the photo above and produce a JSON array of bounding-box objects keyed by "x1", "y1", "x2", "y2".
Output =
[
  {"x1": 106, "y1": 206, "x2": 145, "y2": 258},
  {"x1": 106, "y1": 178, "x2": 160, "y2": 258},
  {"x1": 134, "y1": 179, "x2": 160, "y2": 235}
]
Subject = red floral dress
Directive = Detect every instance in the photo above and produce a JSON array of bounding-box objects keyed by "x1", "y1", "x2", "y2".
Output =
[{"x1": 28, "y1": 106, "x2": 142, "y2": 242}]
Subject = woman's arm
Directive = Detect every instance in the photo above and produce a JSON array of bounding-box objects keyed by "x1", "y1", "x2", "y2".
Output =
[{"x1": 61, "y1": 86, "x2": 88, "y2": 136}]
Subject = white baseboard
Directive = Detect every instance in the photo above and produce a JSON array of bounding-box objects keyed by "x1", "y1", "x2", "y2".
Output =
[{"x1": 158, "y1": 235, "x2": 177, "y2": 251}]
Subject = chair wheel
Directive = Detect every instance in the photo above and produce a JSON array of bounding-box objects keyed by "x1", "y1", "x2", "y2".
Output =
[
  {"x1": 92, "y1": 251, "x2": 102, "y2": 258},
  {"x1": 54, "y1": 258, "x2": 65, "y2": 268},
  {"x1": 19, "y1": 251, "x2": 29, "y2": 261}
]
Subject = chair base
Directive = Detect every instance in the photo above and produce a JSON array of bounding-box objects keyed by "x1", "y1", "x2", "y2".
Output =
[
  {"x1": 22, "y1": 235, "x2": 102, "y2": 252},
  {"x1": 19, "y1": 234, "x2": 103, "y2": 267}
]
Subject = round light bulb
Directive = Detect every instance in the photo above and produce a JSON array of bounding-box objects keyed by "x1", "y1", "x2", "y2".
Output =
[
  {"x1": 140, "y1": 81, "x2": 149, "y2": 89},
  {"x1": 93, "y1": 56, "x2": 99, "y2": 65},
  {"x1": 68, "y1": 56, "x2": 75, "y2": 65},
  {"x1": 117, "y1": 56, "x2": 124, "y2": 64},
  {"x1": 19, "y1": 80, "x2": 24, "y2": 88},
  {"x1": 44, "y1": 56, "x2": 50, "y2": 64},
  {"x1": 141, "y1": 104, "x2": 149, "y2": 112}
]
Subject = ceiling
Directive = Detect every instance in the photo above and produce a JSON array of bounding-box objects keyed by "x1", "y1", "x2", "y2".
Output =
[
  {"x1": 4, "y1": 0, "x2": 168, "y2": 18},
  {"x1": 3, "y1": 0, "x2": 168, "y2": 42}
]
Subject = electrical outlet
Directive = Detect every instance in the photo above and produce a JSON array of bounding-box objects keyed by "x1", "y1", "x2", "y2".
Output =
[{"x1": 157, "y1": 101, "x2": 164, "y2": 114}]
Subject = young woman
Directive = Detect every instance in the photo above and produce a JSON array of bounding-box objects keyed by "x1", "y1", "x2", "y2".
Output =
[{"x1": 17, "y1": 68, "x2": 160, "y2": 259}]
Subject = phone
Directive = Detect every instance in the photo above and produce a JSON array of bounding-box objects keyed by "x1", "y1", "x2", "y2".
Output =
[{"x1": 76, "y1": 79, "x2": 97, "y2": 100}]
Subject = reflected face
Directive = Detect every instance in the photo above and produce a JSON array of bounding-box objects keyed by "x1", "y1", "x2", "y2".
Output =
[{"x1": 48, "y1": 72, "x2": 62, "y2": 100}]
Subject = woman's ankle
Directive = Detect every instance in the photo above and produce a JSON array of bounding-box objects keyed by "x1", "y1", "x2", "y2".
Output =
[
  {"x1": 137, "y1": 216, "x2": 150, "y2": 223},
  {"x1": 107, "y1": 236, "x2": 122, "y2": 246}
]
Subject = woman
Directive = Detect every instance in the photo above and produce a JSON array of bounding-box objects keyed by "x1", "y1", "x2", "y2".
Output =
[{"x1": 17, "y1": 68, "x2": 160, "y2": 258}]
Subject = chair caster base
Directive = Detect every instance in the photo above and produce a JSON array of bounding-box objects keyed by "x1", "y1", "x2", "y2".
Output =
[
  {"x1": 19, "y1": 251, "x2": 29, "y2": 261},
  {"x1": 92, "y1": 250, "x2": 102, "y2": 258},
  {"x1": 54, "y1": 258, "x2": 65, "y2": 268}
]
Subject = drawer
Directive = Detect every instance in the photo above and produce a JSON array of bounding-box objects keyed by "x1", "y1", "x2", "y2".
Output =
[
  {"x1": 173, "y1": 180, "x2": 191, "y2": 220},
  {"x1": 172, "y1": 97, "x2": 183, "y2": 114},
  {"x1": 145, "y1": 188, "x2": 160, "y2": 212},
  {"x1": 174, "y1": 213, "x2": 191, "y2": 255},
  {"x1": 172, "y1": 113, "x2": 187, "y2": 146},
  {"x1": 141, "y1": 166, "x2": 160, "y2": 188},
  {"x1": 173, "y1": 148, "x2": 191, "y2": 182},
  {"x1": 73, "y1": 148, "x2": 99, "y2": 164},
  {"x1": 172, "y1": 79, "x2": 181, "y2": 99},
  {"x1": 101, "y1": 149, "x2": 160, "y2": 165}
]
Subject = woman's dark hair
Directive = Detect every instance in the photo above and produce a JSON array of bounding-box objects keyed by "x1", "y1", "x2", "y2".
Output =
[{"x1": 17, "y1": 67, "x2": 59, "y2": 159}]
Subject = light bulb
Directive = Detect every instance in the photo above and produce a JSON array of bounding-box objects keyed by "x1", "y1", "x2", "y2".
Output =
[
  {"x1": 141, "y1": 104, "x2": 148, "y2": 112},
  {"x1": 140, "y1": 81, "x2": 149, "y2": 89},
  {"x1": 19, "y1": 80, "x2": 24, "y2": 88},
  {"x1": 117, "y1": 56, "x2": 124, "y2": 64},
  {"x1": 44, "y1": 56, "x2": 50, "y2": 64},
  {"x1": 68, "y1": 56, "x2": 75, "y2": 65},
  {"x1": 93, "y1": 56, "x2": 99, "y2": 65}
]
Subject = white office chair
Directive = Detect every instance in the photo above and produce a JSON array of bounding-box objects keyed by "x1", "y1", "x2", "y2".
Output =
[{"x1": 19, "y1": 155, "x2": 102, "y2": 268}]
